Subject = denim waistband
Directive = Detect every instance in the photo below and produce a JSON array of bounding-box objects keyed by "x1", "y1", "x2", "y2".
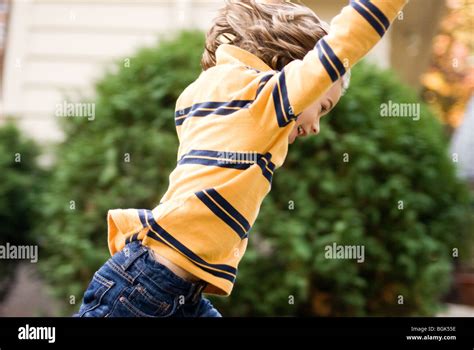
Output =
[{"x1": 110, "y1": 241, "x2": 207, "y2": 303}]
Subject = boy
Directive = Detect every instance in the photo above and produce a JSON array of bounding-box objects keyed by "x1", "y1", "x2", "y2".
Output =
[{"x1": 76, "y1": 0, "x2": 408, "y2": 317}]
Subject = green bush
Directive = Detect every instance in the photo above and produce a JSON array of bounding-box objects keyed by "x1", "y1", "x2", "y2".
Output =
[
  {"x1": 38, "y1": 32, "x2": 204, "y2": 309},
  {"x1": 216, "y1": 64, "x2": 473, "y2": 316},
  {"x1": 38, "y1": 31, "x2": 473, "y2": 316},
  {"x1": 0, "y1": 123, "x2": 43, "y2": 301}
]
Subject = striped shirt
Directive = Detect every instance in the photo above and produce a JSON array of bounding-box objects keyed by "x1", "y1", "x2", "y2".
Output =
[{"x1": 107, "y1": 0, "x2": 408, "y2": 295}]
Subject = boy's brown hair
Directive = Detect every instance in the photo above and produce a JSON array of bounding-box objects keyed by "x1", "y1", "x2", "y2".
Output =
[{"x1": 201, "y1": 0, "x2": 329, "y2": 71}]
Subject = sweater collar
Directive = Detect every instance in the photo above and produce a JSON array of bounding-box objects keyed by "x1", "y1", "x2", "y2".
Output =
[{"x1": 215, "y1": 44, "x2": 273, "y2": 72}]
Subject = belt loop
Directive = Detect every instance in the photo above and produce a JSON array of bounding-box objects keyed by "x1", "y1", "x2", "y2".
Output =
[
  {"x1": 191, "y1": 281, "x2": 207, "y2": 304},
  {"x1": 121, "y1": 242, "x2": 147, "y2": 271}
]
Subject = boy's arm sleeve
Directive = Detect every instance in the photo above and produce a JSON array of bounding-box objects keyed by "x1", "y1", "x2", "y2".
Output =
[{"x1": 271, "y1": 0, "x2": 408, "y2": 124}]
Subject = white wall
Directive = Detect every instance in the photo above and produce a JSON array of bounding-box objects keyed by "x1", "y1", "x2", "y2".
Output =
[{"x1": 1, "y1": 0, "x2": 221, "y2": 143}]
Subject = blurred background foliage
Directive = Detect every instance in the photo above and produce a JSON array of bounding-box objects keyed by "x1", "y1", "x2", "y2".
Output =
[
  {"x1": 421, "y1": 0, "x2": 473, "y2": 130},
  {"x1": 12, "y1": 31, "x2": 472, "y2": 315},
  {"x1": 0, "y1": 123, "x2": 43, "y2": 302}
]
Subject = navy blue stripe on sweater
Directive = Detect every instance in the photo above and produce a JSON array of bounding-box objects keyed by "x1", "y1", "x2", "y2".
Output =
[
  {"x1": 139, "y1": 209, "x2": 237, "y2": 282},
  {"x1": 178, "y1": 149, "x2": 275, "y2": 183},
  {"x1": 272, "y1": 71, "x2": 298, "y2": 127},
  {"x1": 350, "y1": 0, "x2": 386, "y2": 37},
  {"x1": 319, "y1": 39, "x2": 347, "y2": 78},
  {"x1": 316, "y1": 41, "x2": 339, "y2": 82},
  {"x1": 360, "y1": 0, "x2": 390, "y2": 30},
  {"x1": 196, "y1": 190, "x2": 249, "y2": 239},
  {"x1": 206, "y1": 188, "x2": 251, "y2": 233},
  {"x1": 256, "y1": 153, "x2": 275, "y2": 183},
  {"x1": 256, "y1": 73, "x2": 275, "y2": 98},
  {"x1": 175, "y1": 100, "x2": 253, "y2": 126}
]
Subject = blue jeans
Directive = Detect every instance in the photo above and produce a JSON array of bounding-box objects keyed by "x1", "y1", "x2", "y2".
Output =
[{"x1": 74, "y1": 241, "x2": 221, "y2": 317}]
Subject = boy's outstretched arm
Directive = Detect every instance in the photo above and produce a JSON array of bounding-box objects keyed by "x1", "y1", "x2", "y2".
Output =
[{"x1": 269, "y1": 0, "x2": 409, "y2": 124}]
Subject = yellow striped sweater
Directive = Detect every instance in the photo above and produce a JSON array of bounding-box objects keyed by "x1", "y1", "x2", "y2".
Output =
[{"x1": 107, "y1": 0, "x2": 408, "y2": 295}]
